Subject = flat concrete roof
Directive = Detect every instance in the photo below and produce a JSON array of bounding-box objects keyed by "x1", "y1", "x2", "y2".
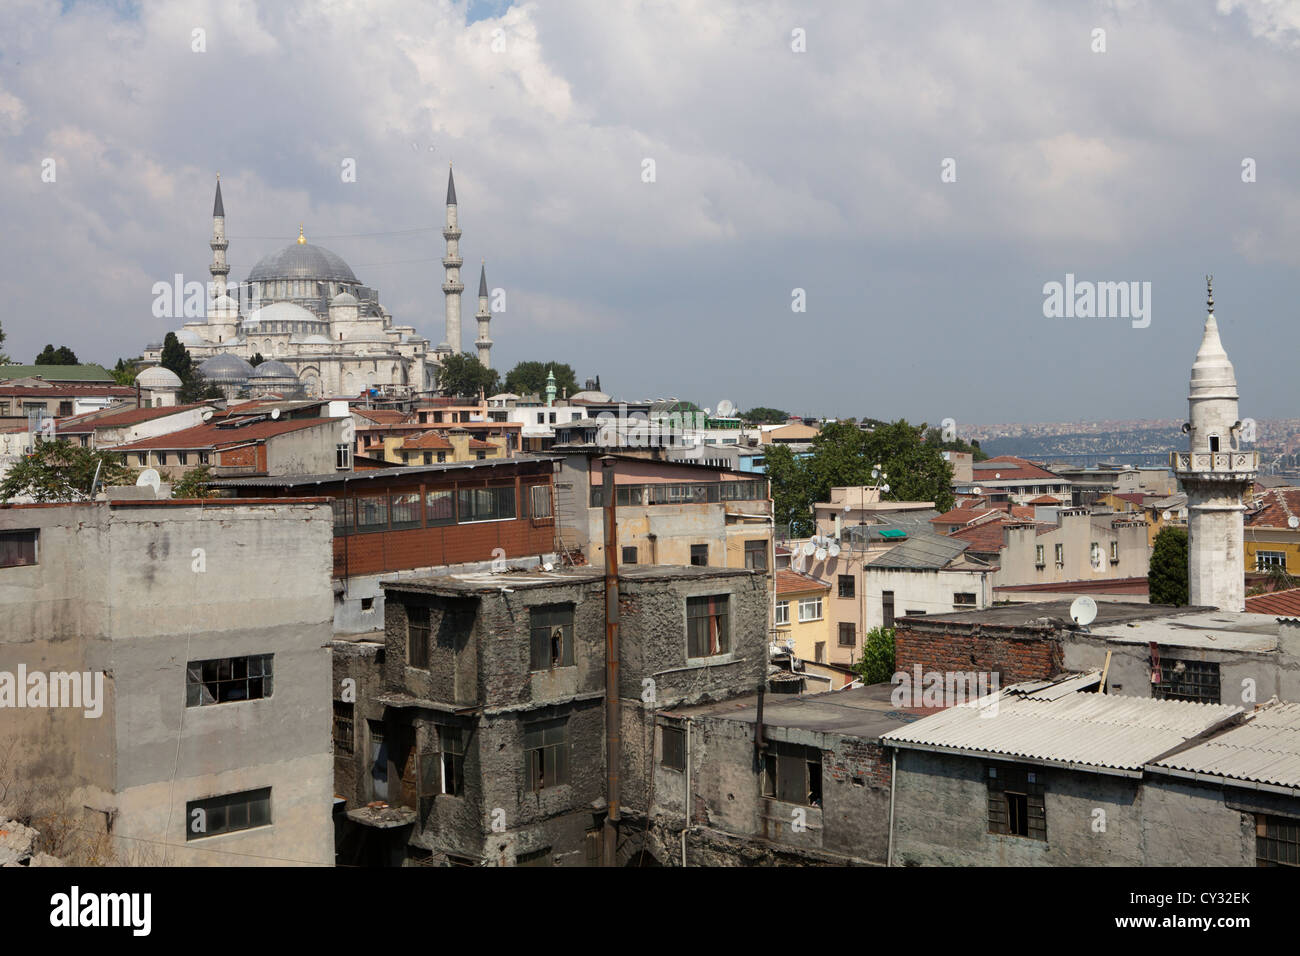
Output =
[
  {"x1": 1090, "y1": 610, "x2": 1280, "y2": 652},
  {"x1": 666, "y1": 683, "x2": 920, "y2": 740},
  {"x1": 382, "y1": 564, "x2": 759, "y2": 594},
  {"x1": 904, "y1": 600, "x2": 1186, "y2": 630}
]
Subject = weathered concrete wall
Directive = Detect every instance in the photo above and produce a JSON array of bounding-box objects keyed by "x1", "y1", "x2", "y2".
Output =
[{"x1": 266, "y1": 420, "x2": 342, "y2": 476}]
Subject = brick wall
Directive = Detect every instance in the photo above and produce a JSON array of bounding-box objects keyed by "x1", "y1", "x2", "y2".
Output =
[{"x1": 894, "y1": 623, "x2": 1062, "y2": 685}]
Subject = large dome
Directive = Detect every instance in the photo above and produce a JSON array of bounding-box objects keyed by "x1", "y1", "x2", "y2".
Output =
[
  {"x1": 243, "y1": 301, "x2": 322, "y2": 327},
  {"x1": 250, "y1": 359, "x2": 299, "y2": 380},
  {"x1": 248, "y1": 241, "x2": 358, "y2": 283},
  {"x1": 199, "y1": 352, "x2": 255, "y2": 384}
]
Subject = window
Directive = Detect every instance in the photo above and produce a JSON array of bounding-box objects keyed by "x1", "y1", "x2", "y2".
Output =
[
  {"x1": 368, "y1": 720, "x2": 388, "y2": 801},
  {"x1": 422, "y1": 724, "x2": 464, "y2": 799},
  {"x1": 838, "y1": 575, "x2": 855, "y2": 599},
  {"x1": 390, "y1": 492, "x2": 421, "y2": 530},
  {"x1": 524, "y1": 718, "x2": 569, "y2": 791},
  {"x1": 690, "y1": 544, "x2": 708, "y2": 566},
  {"x1": 137, "y1": 453, "x2": 148, "y2": 466},
  {"x1": 1054, "y1": 543, "x2": 1064, "y2": 566},
  {"x1": 774, "y1": 600, "x2": 789, "y2": 626},
  {"x1": 0, "y1": 530, "x2": 38, "y2": 568},
  {"x1": 529, "y1": 604, "x2": 574, "y2": 670},
  {"x1": 1152, "y1": 657, "x2": 1220, "y2": 704},
  {"x1": 1090, "y1": 541, "x2": 1101, "y2": 567},
  {"x1": 178, "y1": 452, "x2": 189, "y2": 466},
  {"x1": 953, "y1": 592, "x2": 977, "y2": 609},
  {"x1": 987, "y1": 765, "x2": 1045, "y2": 840},
  {"x1": 882, "y1": 591, "x2": 895, "y2": 629},
  {"x1": 621, "y1": 546, "x2": 638, "y2": 564},
  {"x1": 332, "y1": 498, "x2": 353, "y2": 534},
  {"x1": 761, "y1": 741, "x2": 822, "y2": 806},
  {"x1": 408, "y1": 607, "x2": 430, "y2": 669},
  {"x1": 437, "y1": 452, "x2": 447, "y2": 463},
  {"x1": 186, "y1": 655, "x2": 273, "y2": 706},
  {"x1": 661, "y1": 725, "x2": 685, "y2": 772},
  {"x1": 798, "y1": 596, "x2": 823, "y2": 622},
  {"x1": 529, "y1": 484, "x2": 553, "y2": 519},
  {"x1": 333, "y1": 701, "x2": 354, "y2": 755},
  {"x1": 423, "y1": 453, "x2": 432, "y2": 465},
  {"x1": 425, "y1": 489, "x2": 455, "y2": 526},
  {"x1": 199, "y1": 451, "x2": 210, "y2": 465},
  {"x1": 838, "y1": 622, "x2": 856, "y2": 647},
  {"x1": 687, "y1": 594, "x2": 730, "y2": 658},
  {"x1": 1209, "y1": 435, "x2": 1220, "y2": 452},
  {"x1": 458, "y1": 486, "x2": 515, "y2": 522},
  {"x1": 1257, "y1": 814, "x2": 1300, "y2": 867},
  {"x1": 1035, "y1": 544, "x2": 1045, "y2": 568},
  {"x1": 336, "y1": 443, "x2": 352, "y2": 469},
  {"x1": 1257, "y1": 551, "x2": 1287, "y2": 571},
  {"x1": 1110, "y1": 540, "x2": 1119, "y2": 563},
  {"x1": 361, "y1": 597, "x2": 374, "y2": 611},
  {"x1": 475, "y1": 450, "x2": 486, "y2": 460},
  {"x1": 517, "y1": 847, "x2": 552, "y2": 867},
  {"x1": 356, "y1": 495, "x2": 389, "y2": 532},
  {"x1": 186, "y1": 787, "x2": 271, "y2": 841},
  {"x1": 744, "y1": 539, "x2": 767, "y2": 571},
  {"x1": 815, "y1": 641, "x2": 826, "y2": 663}
]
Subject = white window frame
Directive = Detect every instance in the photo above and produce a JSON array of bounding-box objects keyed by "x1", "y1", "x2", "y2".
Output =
[
  {"x1": 1257, "y1": 551, "x2": 1287, "y2": 571},
  {"x1": 774, "y1": 600, "x2": 789, "y2": 626},
  {"x1": 798, "y1": 596, "x2": 823, "y2": 622}
]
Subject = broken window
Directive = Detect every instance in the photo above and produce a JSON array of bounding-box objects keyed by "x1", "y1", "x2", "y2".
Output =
[
  {"x1": 408, "y1": 606, "x2": 430, "y2": 669},
  {"x1": 687, "y1": 594, "x2": 729, "y2": 658},
  {"x1": 333, "y1": 701, "x2": 354, "y2": 755},
  {"x1": 661, "y1": 725, "x2": 685, "y2": 772},
  {"x1": 529, "y1": 604, "x2": 575, "y2": 670},
  {"x1": 744, "y1": 539, "x2": 767, "y2": 570},
  {"x1": 1257, "y1": 814, "x2": 1300, "y2": 867},
  {"x1": 0, "y1": 530, "x2": 38, "y2": 568},
  {"x1": 986, "y1": 765, "x2": 1046, "y2": 840},
  {"x1": 690, "y1": 544, "x2": 708, "y2": 566},
  {"x1": 761, "y1": 741, "x2": 822, "y2": 807},
  {"x1": 368, "y1": 720, "x2": 388, "y2": 802},
  {"x1": 1151, "y1": 657, "x2": 1220, "y2": 704},
  {"x1": 524, "y1": 717, "x2": 569, "y2": 791},
  {"x1": 185, "y1": 654, "x2": 273, "y2": 706},
  {"x1": 185, "y1": 787, "x2": 271, "y2": 841}
]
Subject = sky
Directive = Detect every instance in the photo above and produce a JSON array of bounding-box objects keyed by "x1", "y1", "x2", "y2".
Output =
[{"x1": 2, "y1": 0, "x2": 1299, "y2": 425}]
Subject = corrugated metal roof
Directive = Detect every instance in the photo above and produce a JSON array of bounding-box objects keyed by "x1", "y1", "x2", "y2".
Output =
[
  {"x1": 869, "y1": 530, "x2": 970, "y2": 569},
  {"x1": 1152, "y1": 701, "x2": 1300, "y2": 791},
  {"x1": 882, "y1": 684, "x2": 1242, "y2": 774}
]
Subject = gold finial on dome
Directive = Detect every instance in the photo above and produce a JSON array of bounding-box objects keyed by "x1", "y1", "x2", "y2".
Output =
[{"x1": 297, "y1": 224, "x2": 306, "y2": 245}]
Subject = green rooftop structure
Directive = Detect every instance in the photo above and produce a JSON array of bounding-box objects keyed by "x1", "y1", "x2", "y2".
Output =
[{"x1": 0, "y1": 364, "x2": 115, "y2": 383}]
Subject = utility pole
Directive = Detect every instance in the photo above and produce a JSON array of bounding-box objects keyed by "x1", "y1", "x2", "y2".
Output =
[{"x1": 601, "y1": 457, "x2": 621, "y2": 866}]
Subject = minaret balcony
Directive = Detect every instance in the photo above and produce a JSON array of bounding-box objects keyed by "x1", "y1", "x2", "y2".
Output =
[
  {"x1": 442, "y1": 256, "x2": 463, "y2": 268},
  {"x1": 210, "y1": 264, "x2": 230, "y2": 275},
  {"x1": 442, "y1": 281, "x2": 464, "y2": 294},
  {"x1": 443, "y1": 227, "x2": 462, "y2": 240},
  {"x1": 1171, "y1": 450, "x2": 1258, "y2": 478}
]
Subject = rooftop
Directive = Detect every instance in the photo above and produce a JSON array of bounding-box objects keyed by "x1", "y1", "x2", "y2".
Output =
[
  {"x1": 1152, "y1": 700, "x2": 1300, "y2": 793},
  {"x1": 211, "y1": 455, "x2": 561, "y2": 487},
  {"x1": 1245, "y1": 588, "x2": 1300, "y2": 617},
  {"x1": 383, "y1": 564, "x2": 759, "y2": 594},
  {"x1": 667, "y1": 683, "x2": 921, "y2": 740}
]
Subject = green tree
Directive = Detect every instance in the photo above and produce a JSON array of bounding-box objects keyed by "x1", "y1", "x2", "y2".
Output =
[
  {"x1": 171, "y1": 465, "x2": 217, "y2": 499},
  {"x1": 0, "y1": 439, "x2": 136, "y2": 503},
  {"x1": 249, "y1": 353, "x2": 265, "y2": 367},
  {"x1": 0, "y1": 320, "x2": 10, "y2": 364},
  {"x1": 852, "y1": 626, "x2": 897, "y2": 685},
  {"x1": 111, "y1": 358, "x2": 138, "y2": 386},
  {"x1": 35, "y1": 344, "x2": 79, "y2": 365},
  {"x1": 159, "y1": 333, "x2": 193, "y2": 381},
  {"x1": 1148, "y1": 526, "x2": 1189, "y2": 606},
  {"x1": 741, "y1": 406, "x2": 788, "y2": 424},
  {"x1": 923, "y1": 426, "x2": 989, "y2": 462},
  {"x1": 502, "y1": 361, "x2": 578, "y2": 398},
  {"x1": 765, "y1": 444, "x2": 814, "y2": 537},
  {"x1": 178, "y1": 373, "x2": 223, "y2": 405},
  {"x1": 438, "y1": 352, "x2": 500, "y2": 398}
]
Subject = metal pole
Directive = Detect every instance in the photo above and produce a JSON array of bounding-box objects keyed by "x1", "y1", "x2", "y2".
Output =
[{"x1": 601, "y1": 457, "x2": 621, "y2": 866}]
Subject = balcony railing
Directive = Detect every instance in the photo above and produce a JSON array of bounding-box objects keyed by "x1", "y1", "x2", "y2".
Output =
[{"x1": 1170, "y1": 451, "x2": 1259, "y2": 473}]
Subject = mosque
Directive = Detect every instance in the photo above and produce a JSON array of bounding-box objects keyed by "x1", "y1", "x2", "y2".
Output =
[{"x1": 142, "y1": 166, "x2": 493, "y2": 399}]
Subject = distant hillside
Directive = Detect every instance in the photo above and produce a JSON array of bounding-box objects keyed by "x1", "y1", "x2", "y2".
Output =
[{"x1": 982, "y1": 427, "x2": 1183, "y2": 461}]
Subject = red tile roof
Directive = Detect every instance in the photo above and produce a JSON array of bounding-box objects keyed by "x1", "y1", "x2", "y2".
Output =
[
  {"x1": 973, "y1": 456, "x2": 1062, "y2": 481},
  {"x1": 401, "y1": 430, "x2": 454, "y2": 450},
  {"x1": 948, "y1": 518, "x2": 1012, "y2": 552},
  {"x1": 1026, "y1": 494, "x2": 1060, "y2": 505},
  {"x1": 353, "y1": 408, "x2": 410, "y2": 424},
  {"x1": 0, "y1": 384, "x2": 135, "y2": 399},
  {"x1": 931, "y1": 507, "x2": 1000, "y2": 528},
  {"x1": 57, "y1": 403, "x2": 211, "y2": 433},
  {"x1": 109, "y1": 417, "x2": 330, "y2": 451},
  {"x1": 1244, "y1": 587, "x2": 1300, "y2": 616},
  {"x1": 775, "y1": 570, "x2": 829, "y2": 595},
  {"x1": 1246, "y1": 489, "x2": 1300, "y2": 529}
]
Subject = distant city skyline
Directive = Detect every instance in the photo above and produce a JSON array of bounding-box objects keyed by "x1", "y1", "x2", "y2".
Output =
[{"x1": 2, "y1": 1, "x2": 1299, "y2": 420}]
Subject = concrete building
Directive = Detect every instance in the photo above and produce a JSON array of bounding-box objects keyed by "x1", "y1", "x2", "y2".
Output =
[
  {"x1": 884, "y1": 675, "x2": 1300, "y2": 867},
  {"x1": 0, "y1": 497, "x2": 335, "y2": 866},
  {"x1": 953, "y1": 456, "x2": 1071, "y2": 504},
  {"x1": 332, "y1": 564, "x2": 768, "y2": 865},
  {"x1": 1172, "y1": 281, "x2": 1258, "y2": 611},
  {"x1": 773, "y1": 569, "x2": 832, "y2": 668},
  {"x1": 0, "y1": 379, "x2": 135, "y2": 430}
]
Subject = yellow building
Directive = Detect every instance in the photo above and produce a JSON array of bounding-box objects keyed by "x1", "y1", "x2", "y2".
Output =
[
  {"x1": 774, "y1": 570, "x2": 832, "y2": 666},
  {"x1": 1244, "y1": 488, "x2": 1300, "y2": 575},
  {"x1": 383, "y1": 427, "x2": 507, "y2": 466}
]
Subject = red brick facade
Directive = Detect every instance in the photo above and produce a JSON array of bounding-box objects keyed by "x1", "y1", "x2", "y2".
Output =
[{"x1": 894, "y1": 622, "x2": 1062, "y2": 686}]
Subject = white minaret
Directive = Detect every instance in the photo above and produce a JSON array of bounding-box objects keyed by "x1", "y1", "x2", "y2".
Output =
[
  {"x1": 1172, "y1": 277, "x2": 1258, "y2": 611},
  {"x1": 475, "y1": 260, "x2": 493, "y2": 368},
  {"x1": 210, "y1": 174, "x2": 229, "y2": 300},
  {"x1": 441, "y1": 164, "x2": 464, "y2": 354}
]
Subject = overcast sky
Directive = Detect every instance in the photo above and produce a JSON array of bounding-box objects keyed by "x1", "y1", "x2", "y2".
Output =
[{"x1": 2, "y1": 0, "x2": 1298, "y2": 424}]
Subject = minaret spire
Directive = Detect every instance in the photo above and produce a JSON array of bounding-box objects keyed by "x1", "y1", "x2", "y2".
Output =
[
  {"x1": 441, "y1": 162, "x2": 463, "y2": 354},
  {"x1": 209, "y1": 173, "x2": 229, "y2": 301},
  {"x1": 475, "y1": 259, "x2": 493, "y2": 369}
]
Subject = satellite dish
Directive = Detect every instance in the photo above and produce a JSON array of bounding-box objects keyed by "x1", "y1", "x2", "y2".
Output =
[
  {"x1": 814, "y1": 548, "x2": 827, "y2": 562},
  {"x1": 1290, "y1": 517, "x2": 1300, "y2": 529},
  {"x1": 1162, "y1": 510, "x2": 1172, "y2": 521},
  {"x1": 994, "y1": 472, "x2": 1002, "y2": 479},
  {"x1": 270, "y1": 408, "x2": 281, "y2": 420},
  {"x1": 201, "y1": 410, "x2": 214, "y2": 422},
  {"x1": 828, "y1": 541, "x2": 841, "y2": 558},
  {"x1": 716, "y1": 399, "x2": 735, "y2": 418},
  {"x1": 881, "y1": 483, "x2": 890, "y2": 493},
  {"x1": 843, "y1": 504, "x2": 851, "y2": 512},
  {"x1": 1070, "y1": 596, "x2": 1098, "y2": 627},
  {"x1": 801, "y1": 541, "x2": 816, "y2": 556},
  {"x1": 972, "y1": 487, "x2": 982, "y2": 495},
  {"x1": 136, "y1": 469, "x2": 161, "y2": 494}
]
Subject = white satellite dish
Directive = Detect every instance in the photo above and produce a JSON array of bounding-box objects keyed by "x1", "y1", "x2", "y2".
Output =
[
  {"x1": 881, "y1": 483, "x2": 890, "y2": 493},
  {"x1": 994, "y1": 472, "x2": 1002, "y2": 479},
  {"x1": 716, "y1": 399, "x2": 735, "y2": 418},
  {"x1": 1163, "y1": 510, "x2": 1172, "y2": 521},
  {"x1": 1070, "y1": 596, "x2": 1098, "y2": 627},
  {"x1": 1290, "y1": 517, "x2": 1299, "y2": 529},
  {"x1": 828, "y1": 541, "x2": 841, "y2": 558},
  {"x1": 972, "y1": 487, "x2": 982, "y2": 495},
  {"x1": 270, "y1": 408, "x2": 281, "y2": 420},
  {"x1": 801, "y1": 541, "x2": 816, "y2": 556},
  {"x1": 201, "y1": 410, "x2": 214, "y2": 422},
  {"x1": 814, "y1": 547, "x2": 827, "y2": 562},
  {"x1": 136, "y1": 468, "x2": 161, "y2": 494}
]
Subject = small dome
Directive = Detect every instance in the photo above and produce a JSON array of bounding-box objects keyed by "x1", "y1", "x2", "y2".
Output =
[
  {"x1": 244, "y1": 301, "x2": 320, "y2": 327},
  {"x1": 570, "y1": 390, "x2": 611, "y2": 403},
  {"x1": 136, "y1": 365, "x2": 183, "y2": 388},
  {"x1": 250, "y1": 359, "x2": 299, "y2": 380},
  {"x1": 172, "y1": 328, "x2": 203, "y2": 347},
  {"x1": 330, "y1": 291, "x2": 358, "y2": 307},
  {"x1": 199, "y1": 352, "x2": 255, "y2": 384}
]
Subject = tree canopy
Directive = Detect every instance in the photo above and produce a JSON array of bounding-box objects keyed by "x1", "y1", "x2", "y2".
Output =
[
  {"x1": 740, "y1": 407, "x2": 788, "y2": 424},
  {"x1": 111, "y1": 358, "x2": 138, "y2": 386},
  {"x1": 1148, "y1": 526, "x2": 1189, "y2": 606},
  {"x1": 502, "y1": 361, "x2": 579, "y2": 398},
  {"x1": 159, "y1": 333, "x2": 222, "y2": 403},
  {"x1": 34, "y1": 344, "x2": 79, "y2": 365},
  {"x1": 0, "y1": 439, "x2": 137, "y2": 503},
  {"x1": 922, "y1": 426, "x2": 989, "y2": 462},
  {"x1": 438, "y1": 352, "x2": 500, "y2": 398}
]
